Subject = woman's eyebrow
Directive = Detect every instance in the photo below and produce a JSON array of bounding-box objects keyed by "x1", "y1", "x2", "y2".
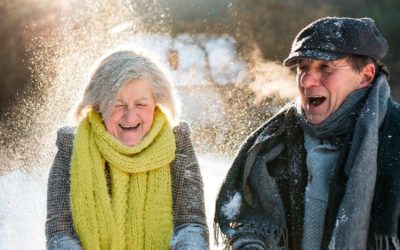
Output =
[
  {"x1": 117, "y1": 97, "x2": 150, "y2": 102},
  {"x1": 136, "y1": 97, "x2": 150, "y2": 101}
]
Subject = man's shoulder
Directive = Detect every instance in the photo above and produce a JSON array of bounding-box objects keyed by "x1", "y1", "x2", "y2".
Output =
[
  {"x1": 379, "y1": 98, "x2": 400, "y2": 146},
  {"x1": 384, "y1": 98, "x2": 400, "y2": 128},
  {"x1": 388, "y1": 98, "x2": 400, "y2": 113},
  {"x1": 378, "y1": 98, "x2": 400, "y2": 172},
  {"x1": 241, "y1": 106, "x2": 291, "y2": 149},
  {"x1": 256, "y1": 106, "x2": 292, "y2": 136}
]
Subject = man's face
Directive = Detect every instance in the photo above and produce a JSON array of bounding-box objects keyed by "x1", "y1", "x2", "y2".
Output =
[{"x1": 296, "y1": 58, "x2": 369, "y2": 124}]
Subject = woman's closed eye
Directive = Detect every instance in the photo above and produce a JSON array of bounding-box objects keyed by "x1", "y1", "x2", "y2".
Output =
[
  {"x1": 136, "y1": 103, "x2": 149, "y2": 108},
  {"x1": 115, "y1": 103, "x2": 126, "y2": 109}
]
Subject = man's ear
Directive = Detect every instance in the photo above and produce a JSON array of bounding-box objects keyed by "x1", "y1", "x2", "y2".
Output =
[{"x1": 360, "y1": 63, "x2": 376, "y2": 88}]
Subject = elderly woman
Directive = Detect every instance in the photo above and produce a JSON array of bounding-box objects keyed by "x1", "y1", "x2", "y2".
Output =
[{"x1": 45, "y1": 50, "x2": 209, "y2": 249}]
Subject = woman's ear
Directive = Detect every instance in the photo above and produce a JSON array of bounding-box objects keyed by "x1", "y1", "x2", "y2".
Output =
[
  {"x1": 92, "y1": 105, "x2": 100, "y2": 113},
  {"x1": 360, "y1": 63, "x2": 376, "y2": 88}
]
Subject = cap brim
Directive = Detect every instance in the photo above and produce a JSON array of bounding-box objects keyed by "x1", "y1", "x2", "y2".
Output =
[{"x1": 283, "y1": 50, "x2": 348, "y2": 67}]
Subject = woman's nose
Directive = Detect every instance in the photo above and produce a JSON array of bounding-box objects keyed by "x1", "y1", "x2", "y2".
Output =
[{"x1": 124, "y1": 108, "x2": 138, "y2": 123}]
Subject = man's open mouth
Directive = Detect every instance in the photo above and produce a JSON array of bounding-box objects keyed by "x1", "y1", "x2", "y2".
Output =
[
  {"x1": 119, "y1": 124, "x2": 140, "y2": 130},
  {"x1": 307, "y1": 96, "x2": 326, "y2": 107}
]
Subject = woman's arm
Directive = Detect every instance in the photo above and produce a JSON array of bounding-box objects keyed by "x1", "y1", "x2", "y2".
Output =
[
  {"x1": 45, "y1": 127, "x2": 81, "y2": 250},
  {"x1": 171, "y1": 122, "x2": 209, "y2": 250}
]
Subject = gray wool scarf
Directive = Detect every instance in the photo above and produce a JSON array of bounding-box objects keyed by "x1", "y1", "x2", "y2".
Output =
[
  {"x1": 297, "y1": 74, "x2": 390, "y2": 249},
  {"x1": 328, "y1": 75, "x2": 389, "y2": 250},
  {"x1": 295, "y1": 80, "x2": 385, "y2": 250},
  {"x1": 298, "y1": 74, "x2": 390, "y2": 249}
]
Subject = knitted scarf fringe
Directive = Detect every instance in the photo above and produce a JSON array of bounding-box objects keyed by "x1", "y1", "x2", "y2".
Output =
[{"x1": 374, "y1": 234, "x2": 400, "y2": 250}]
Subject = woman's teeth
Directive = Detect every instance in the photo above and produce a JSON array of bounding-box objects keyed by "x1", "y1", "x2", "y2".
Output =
[{"x1": 119, "y1": 124, "x2": 140, "y2": 129}]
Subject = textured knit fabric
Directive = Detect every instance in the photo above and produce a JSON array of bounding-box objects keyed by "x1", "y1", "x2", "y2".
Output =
[
  {"x1": 214, "y1": 74, "x2": 400, "y2": 250},
  {"x1": 70, "y1": 108, "x2": 175, "y2": 250},
  {"x1": 302, "y1": 133, "x2": 339, "y2": 250},
  {"x1": 46, "y1": 122, "x2": 209, "y2": 250}
]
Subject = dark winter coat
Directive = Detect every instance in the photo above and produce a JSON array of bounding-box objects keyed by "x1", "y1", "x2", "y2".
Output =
[
  {"x1": 215, "y1": 98, "x2": 400, "y2": 250},
  {"x1": 46, "y1": 122, "x2": 209, "y2": 250}
]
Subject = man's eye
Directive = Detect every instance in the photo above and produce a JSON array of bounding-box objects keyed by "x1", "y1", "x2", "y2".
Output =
[
  {"x1": 297, "y1": 65, "x2": 308, "y2": 73},
  {"x1": 320, "y1": 65, "x2": 334, "y2": 73}
]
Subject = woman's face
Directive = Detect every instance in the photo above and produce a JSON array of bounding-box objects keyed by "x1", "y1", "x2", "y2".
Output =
[{"x1": 104, "y1": 79, "x2": 156, "y2": 146}]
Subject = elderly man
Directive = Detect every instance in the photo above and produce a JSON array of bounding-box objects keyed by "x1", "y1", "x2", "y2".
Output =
[{"x1": 215, "y1": 17, "x2": 400, "y2": 250}]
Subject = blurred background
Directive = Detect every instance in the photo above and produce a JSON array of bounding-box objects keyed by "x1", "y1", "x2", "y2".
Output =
[
  {"x1": 1, "y1": 0, "x2": 399, "y2": 164},
  {"x1": 0, "y1": 0, "x2": 399, "y2": 248},
  {"x1": 1, "y1": 0, "x2": 399, "y2": 114}
]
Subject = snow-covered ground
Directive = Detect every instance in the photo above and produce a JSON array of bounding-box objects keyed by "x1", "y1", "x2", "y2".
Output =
[
  {"x1": 0, "y1": 154, "x2": 231, "y2": 249},
  {"x1": 0, "y1": 167, "x2": 48, "y2": 249}
]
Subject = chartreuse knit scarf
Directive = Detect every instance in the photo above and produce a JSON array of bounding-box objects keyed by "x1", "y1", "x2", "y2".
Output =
[{"x1": 70, "y1": 108, "x2": 176, "y2": 250}]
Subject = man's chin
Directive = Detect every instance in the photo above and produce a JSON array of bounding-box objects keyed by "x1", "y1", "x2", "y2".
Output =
[{"x1": 305, "y1": 114, "x2": 326, "y2": 125}]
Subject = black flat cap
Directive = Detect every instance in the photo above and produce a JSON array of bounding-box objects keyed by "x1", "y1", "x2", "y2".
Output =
[{"x1": 283, "y1": 17, "x2": 388, "y2": 67}]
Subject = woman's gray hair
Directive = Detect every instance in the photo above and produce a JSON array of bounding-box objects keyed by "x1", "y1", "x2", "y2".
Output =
[{"x1": 73, "y1": 50, "x2": 179, "y2": 124}]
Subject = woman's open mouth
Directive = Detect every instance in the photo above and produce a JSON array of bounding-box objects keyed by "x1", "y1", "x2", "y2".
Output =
[
  {"x1": 119, "y1": 123, "x2": 140, "y2": 130},
  {"x1": 307, "y1": 96, "x2": 326, "y2": 107}
]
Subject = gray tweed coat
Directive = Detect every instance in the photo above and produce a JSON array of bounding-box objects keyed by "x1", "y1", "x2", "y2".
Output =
[{"x1": 45, "y1": 122, "x2": 209, "y2": 249}]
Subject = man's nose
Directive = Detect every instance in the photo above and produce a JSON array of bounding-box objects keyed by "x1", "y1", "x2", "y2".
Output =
[{"x1": 299, "y1": 71, "x2": 321, "y2": 88}]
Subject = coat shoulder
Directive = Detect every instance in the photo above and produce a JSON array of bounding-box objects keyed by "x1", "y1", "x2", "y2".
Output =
[
  {"x1": 387, "y1": 98, "x2": 400, "y2": 120},
  {"x1": 55, "y1": 126, "x2": 75, "y2": 152},
  {"x1": 173, "y1": 121, "x2": 190, "y2": 137},
  {"x1": 173, "y1": 122, "x2": 193, "y2": 154},
  {"x1": 383, "y1": 99, "x2": 400, "y2": 133},
  {"x1": 378, "y1": 98, "x2": 400, "y2": 166}
]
